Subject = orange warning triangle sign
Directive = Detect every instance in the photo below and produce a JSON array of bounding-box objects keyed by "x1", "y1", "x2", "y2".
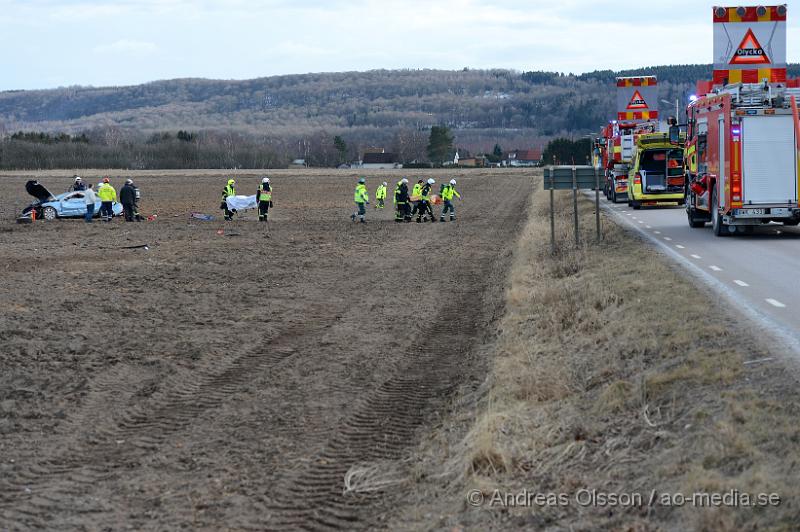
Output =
[
  {"x1": 626, "y1": 90, "x2": 648, "y2": 110},
  {"x1": 730, "y1": 28, "x2": 771, "y2": 65}
]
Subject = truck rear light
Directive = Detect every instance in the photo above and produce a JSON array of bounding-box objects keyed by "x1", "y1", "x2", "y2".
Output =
[{"x1": 634, "y1": 173, "x2": 642, "y2": 185}]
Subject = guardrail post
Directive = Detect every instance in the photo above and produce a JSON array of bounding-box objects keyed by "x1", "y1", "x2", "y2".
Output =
[
  {"x1": 572, "y1": 166, "x2": 579, "y2": 246},
  {"x1": 594, "y1": 166, "x2": 601, "y2": 242},
  {"x1": 549, "y1": 169, "x2": 556, "y2": 254}
]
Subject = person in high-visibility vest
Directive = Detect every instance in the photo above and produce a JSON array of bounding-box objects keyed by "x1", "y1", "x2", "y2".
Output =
[
  {"x1": 375, "y1": 182, "x2": 387, "y2": 209},
  {"x1": 220, "y1": 178, "x2": 236, "y2": 221},
  {"x1": 256, "y1": 177, "x2": 273, "y2": 222},
  {"x1": 97, "y1": 177, "x2": 117, "y2": 222},
  {"x1": 439, "y1": 178, "x2": 461, "y2": 222},
  {"x1": 416, "y1": 178, "x2": 436, "y2": 223},
  {"x1": 410, "y1": 179, "x2": 424, "y2": 218},
  {"x1": 394, "y1": 178, "x2": 410, "y2": 223},
  {"x1": 350, "y1": 177, "x2": 369, "y2": 223}
]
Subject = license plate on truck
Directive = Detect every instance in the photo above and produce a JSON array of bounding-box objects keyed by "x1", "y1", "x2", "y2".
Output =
[{"x1": 737, "y1": 208, "x2": 765, "y2": 215}]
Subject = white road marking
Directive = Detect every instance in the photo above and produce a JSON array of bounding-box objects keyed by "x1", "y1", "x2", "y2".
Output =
[
  {"x1": 654, "y1": 231, "x2": 661, "y2": 234},
  {"x1": 645, "y1": 225, "x2": 652, "y2": 229},
  {"x1": 675, "y1": 245, "x2": 685, "y2": 249},
  {"x1": 664, "y1": 237, "x2": 672, "y2": 241},
  {"x1": 766, "y1": 299, "x2": 787, "y2": 308},
  {"x1": 691, "y1": 254, "x2": 702, "y2": 259},
  {"x1": 626, "y1": 213, "x2": 632, "y2": 216},
  {"x1": 638, "y1": 220, "x2": 644, "y2": 224},
  {"x1": 734, "y1": 280, "x2": 749, "y2": 287},
  {"x1": 709, "y1": 265, "x2": 722, "y2": 272}
]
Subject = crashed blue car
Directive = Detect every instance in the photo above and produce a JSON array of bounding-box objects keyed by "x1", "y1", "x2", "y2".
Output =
[{"x1": 21, "y1": 180, "x2": 123, "y2": 221}]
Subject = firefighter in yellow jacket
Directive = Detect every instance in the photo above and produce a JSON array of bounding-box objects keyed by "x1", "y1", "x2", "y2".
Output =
[
  {"x1": 97, "y1": 177, "x2": 117, "y2": 222},
  {"x1": 220, "y1": 178, "x2": 236, "y2": 221},
  {"x1": 256, "y1": 177, "x2": 272, "y2": 222},
  {"x1": 375, "y1": 182, "x2": 387, "y2": 209},
  {"x1": 439, "y1": 179, "x2": 461, "y2": 222},
  {"x1": 350, "y1": 177, "x2": 369, "y2": 223}
]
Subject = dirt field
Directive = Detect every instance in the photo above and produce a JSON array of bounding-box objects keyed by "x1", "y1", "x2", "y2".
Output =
[{"x1": 0, "y1": 169, "x2": 532, "y2": 530}]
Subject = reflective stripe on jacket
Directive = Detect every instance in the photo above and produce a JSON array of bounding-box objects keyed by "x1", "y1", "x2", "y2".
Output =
[
  {"x1": 258, "y1": 184, "x2": 272, "y2": 201},
  {"x1": 376, "y1": 184, "x2": 387, "y2": 200},
  {"x1": 221, "y1": 184, "x2": 235, "y2": 200}
]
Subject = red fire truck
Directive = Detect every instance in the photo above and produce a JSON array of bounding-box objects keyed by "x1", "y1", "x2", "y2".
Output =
[
  {"x1": 684, "y1": 5, "x2": 800, "y2": 235},
  {"x1": 684, "y1": 82, "x2": 800, "y2": 234}
]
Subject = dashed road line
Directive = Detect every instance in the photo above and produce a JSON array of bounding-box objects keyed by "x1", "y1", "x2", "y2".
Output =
[
  {"x1": 654, "y1": 231, "x2": 661, "y2": 234},
  {"x1": 675, "y1": 245, "x2": 685, "y2": 249},
  {"x1": 645, "y1": 225, "x2": 652, "y2": 229},
  {"x1": 766, "y1": 298, "x2": 787, "y2": 308},
  {"x1": 734, "y1": 280, "x2": 749, "y2": 287},
  {"x1": 709, "y1": 265, "x2": 722, "y2": 272},
  {"x1": 664, "y1": 237, "x2": 672, "y2": 241},
  {"x1": 691, "y1": 254, "x2": 702, "y2": 259}
]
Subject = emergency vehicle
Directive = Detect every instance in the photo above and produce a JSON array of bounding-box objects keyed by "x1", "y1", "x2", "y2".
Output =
[
  {"x1": 684, "y1": 5, "x2": 800, "y2": 235},
  {"x1": 627, "y1": 131, "x2": 686, "y2": 209},
  {"x1": 684, "y1": 82, "x2": 800, "y2": 233},
  {"x1": 600, "y1": 77, "x2": 660, "y2": 203}
]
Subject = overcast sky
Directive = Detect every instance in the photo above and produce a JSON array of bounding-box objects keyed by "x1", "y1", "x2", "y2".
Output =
[{"x1": 1, "y1": 0, "x2": 798, "y2": 91}]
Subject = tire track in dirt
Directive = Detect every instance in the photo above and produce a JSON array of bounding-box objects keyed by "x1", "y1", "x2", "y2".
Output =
[
  {"x1": 0, "y1": 313, "x2": 334, "y2": 530},
  {"x1": 252, "y1": 177, "x2": 532, "y2": 531}
]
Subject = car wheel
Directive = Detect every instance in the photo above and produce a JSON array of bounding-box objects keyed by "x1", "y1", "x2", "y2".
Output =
[{"x1": 42, "y1": 206, "x2": 57, "y2": 220}]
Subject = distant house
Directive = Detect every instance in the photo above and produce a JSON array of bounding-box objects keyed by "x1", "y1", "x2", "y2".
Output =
[
  {"x1": 505, "y1": 149, "x2": 542, "y2": 167},
  {"x1": 360, "y1": 152, "x2": 402, "y2": 169},
  {"x1": 459, "y1": 155, "x2": 488, "y2": 168},
  {"x1": 289, "y1": 158, "x2": 307, "y2": 169}
]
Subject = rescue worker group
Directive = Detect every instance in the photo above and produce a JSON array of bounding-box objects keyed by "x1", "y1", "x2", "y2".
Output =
[
  {"x1": 69, "y1": 175, "x2": 143, "y2": 223},
  {"x1": 219, "y1": 176, "x2": 462, "y2": 223}
]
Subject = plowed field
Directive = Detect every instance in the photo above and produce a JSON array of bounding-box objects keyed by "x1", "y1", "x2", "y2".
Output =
[{"x1": 0, "y1": 169, "x2": 532, "y2": 530}]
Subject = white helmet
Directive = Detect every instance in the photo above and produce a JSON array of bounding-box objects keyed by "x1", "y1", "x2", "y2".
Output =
[
  {"x1": 262, "y1": 177, "x2": 270, "y2": 183},
  {"x1": 427, "y1": 178, "x2": 435, "y2": 185},
  {"x1": 382, "y1": 181, "x2": 387, "y2": 186},
  {"x1": 450, "y1": 179, "x2": 457, "y2": 185},
  {"x1": 74, "y1": 176, "x2": 82, "y2": 182},
  {"x1": 401, "y1": 178, "x2": 408, "y2": 184}
]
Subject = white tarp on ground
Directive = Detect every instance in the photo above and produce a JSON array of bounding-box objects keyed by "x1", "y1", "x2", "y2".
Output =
[{"x1": 226, "y1": 195, "x2": 258, "y2": 211}]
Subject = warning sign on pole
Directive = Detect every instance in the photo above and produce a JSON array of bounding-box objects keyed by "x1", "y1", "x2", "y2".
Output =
[
  {"x1": 616, "y1": 77, "x2": 658, "y2": 122},
  {"x1": 712, "y1": 5, "x2": 787, "y2": 85}
]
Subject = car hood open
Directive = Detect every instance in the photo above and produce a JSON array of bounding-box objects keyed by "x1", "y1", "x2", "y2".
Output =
[{"x1": 26, "y1": 180, "x2": 55, "y2": 203}]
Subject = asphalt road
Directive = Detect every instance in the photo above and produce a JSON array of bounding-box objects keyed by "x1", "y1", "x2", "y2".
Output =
[{"x1": 599, "y1": 196, "x2": 800, "y2": 352}]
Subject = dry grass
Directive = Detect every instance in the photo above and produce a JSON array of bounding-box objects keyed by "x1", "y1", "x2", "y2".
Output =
[{"x1": 389, "y1": 174, "x2": 800, "y2": 530}]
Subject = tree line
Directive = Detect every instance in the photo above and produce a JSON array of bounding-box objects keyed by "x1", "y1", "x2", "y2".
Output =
[{"x1": 0, "y1": 124, "x2": 465, "y2": 170}]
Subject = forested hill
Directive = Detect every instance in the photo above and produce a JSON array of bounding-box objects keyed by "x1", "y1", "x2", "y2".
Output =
[{"x1": 2, "y1": 64, "x2": 799, "y2": 152}]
